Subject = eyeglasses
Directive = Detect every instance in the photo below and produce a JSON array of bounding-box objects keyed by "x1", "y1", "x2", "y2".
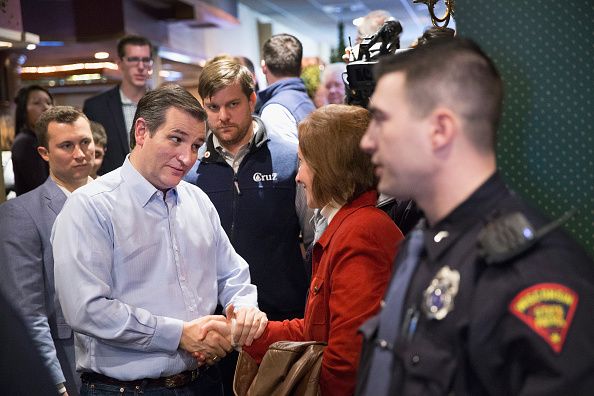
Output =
[{"x1": 122, "y1": 56, "x2": 154, "y2": 66}]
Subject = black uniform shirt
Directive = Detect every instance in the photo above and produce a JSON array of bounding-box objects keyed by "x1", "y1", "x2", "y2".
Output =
[{"x1": 357, "y1": 172, "x2": 594, "y2": 396}]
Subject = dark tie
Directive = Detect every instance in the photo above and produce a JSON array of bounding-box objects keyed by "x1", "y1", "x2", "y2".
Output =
[{"x1": 361, "y1": 228, "x2": 425, "y2": 396}]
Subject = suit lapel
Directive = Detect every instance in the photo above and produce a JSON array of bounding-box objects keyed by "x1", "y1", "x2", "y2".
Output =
[
  {"x1": 107, "y1": 86, "x2": 130, "y2": 155},
  {"x1": 42, "y1": 178, "x2": 67, "y2": 216}
]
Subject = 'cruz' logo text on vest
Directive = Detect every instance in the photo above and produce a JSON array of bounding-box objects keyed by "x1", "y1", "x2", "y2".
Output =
[{"x1": 253, "y1": 172, "x2": 278, "y2": 182}]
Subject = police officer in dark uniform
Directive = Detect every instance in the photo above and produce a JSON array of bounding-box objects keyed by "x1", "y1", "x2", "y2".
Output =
[{"x1": 357, "y1": 38, "x2": 594, "y2": 395}]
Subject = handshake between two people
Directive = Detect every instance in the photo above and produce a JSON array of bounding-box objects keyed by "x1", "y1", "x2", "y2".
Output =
[{"x1": 179, "y1": 304, "x2": 268, "y2": 366}]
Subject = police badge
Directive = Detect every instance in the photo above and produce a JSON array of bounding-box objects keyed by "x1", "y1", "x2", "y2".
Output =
[{"x1": 422, "y1": 265, "x2": 460, "y2": 320}]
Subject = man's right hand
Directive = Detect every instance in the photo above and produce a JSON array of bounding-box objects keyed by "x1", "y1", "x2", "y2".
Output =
[{"x1": 179, "y1": 315, "x2": 233, "y2": 358}]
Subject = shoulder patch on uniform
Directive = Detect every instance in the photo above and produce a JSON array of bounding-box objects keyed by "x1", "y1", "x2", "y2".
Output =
[{"x1": 509, "y1": 283, "x2": 578, "y2": 353}]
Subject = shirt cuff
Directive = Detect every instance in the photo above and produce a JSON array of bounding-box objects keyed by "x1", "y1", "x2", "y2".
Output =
[{"x1": 150, "y1": 316, "x2": 184, "y2": 353}]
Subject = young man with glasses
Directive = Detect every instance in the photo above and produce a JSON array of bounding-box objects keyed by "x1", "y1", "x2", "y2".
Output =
[{"x1": 84, "y1": 35, "x2": 153, "y2": 175}]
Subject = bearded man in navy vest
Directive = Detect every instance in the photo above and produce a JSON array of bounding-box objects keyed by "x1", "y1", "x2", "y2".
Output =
[{"x1": 185, "y1": 59, "x2": 313, "y2": 396}]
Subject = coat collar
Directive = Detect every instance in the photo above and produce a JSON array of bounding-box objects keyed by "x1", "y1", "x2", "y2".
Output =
[
  {"x1": 256, "y1": 77, "x2": 308, "y2": 106},
  {"x1": 423, "y1": 171, "x2": 510, "y2": 263},
  {"x1": 41, "y1": 177, "x2": 67, "y2": 216},
  {"x1": 316, "y1": 190, "x2": 378, "y2": 250},
  {"x1": 108, "y1": 85, "x2": 130, "y2": 153},
  {"x1": 200, "y1": 116, "x2": 269, "y2": 164}
]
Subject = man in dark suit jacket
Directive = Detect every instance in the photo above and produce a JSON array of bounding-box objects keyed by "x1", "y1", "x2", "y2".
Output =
[
  {"x1": 83, "y1": 35, "x2": 152, "y2": 175},
  {"x1": 0, "y1": 106, "x2": 95, "y2": 395}
]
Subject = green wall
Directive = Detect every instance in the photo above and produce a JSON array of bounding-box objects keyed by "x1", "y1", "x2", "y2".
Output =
[{"x1": 455, "y1": 0, "x2": 594, "y2": 256}]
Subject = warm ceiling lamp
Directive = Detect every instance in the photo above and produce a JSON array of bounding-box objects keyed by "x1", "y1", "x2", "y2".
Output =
[{"x1": 94, "y1": 52, "x2": 109, "y2": 59}]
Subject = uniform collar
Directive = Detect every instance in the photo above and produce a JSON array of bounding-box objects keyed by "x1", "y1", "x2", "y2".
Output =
[{"x1": 423, "y1": 172, "x2": 509, "y2": 262}]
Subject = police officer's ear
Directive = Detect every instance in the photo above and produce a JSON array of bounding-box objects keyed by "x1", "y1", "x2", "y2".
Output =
[{"x1": 428, "y1": 106, "x2": 459, "y2": 153}]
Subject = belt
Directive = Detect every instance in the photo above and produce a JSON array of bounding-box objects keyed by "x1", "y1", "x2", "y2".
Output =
[{"x1": 81, "y1": 369, "x2": 203, "y2": 389}]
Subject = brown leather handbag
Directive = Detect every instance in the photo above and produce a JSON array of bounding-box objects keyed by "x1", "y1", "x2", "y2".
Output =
[{"x1": 233, "y1": 340, "x2": 326, "y2": 396}]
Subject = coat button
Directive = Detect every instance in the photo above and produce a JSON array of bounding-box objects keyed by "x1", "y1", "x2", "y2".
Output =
[{"x1": 411, "y1": 354, "x2": 420, "y2": 365}]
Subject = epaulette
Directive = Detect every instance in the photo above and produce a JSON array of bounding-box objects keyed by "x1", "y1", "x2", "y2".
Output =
[{"x1": 478, "y1": 209, "x2": 575, "y2": 265}]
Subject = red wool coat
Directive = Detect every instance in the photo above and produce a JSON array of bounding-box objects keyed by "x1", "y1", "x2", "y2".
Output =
[{"x1": 244, "y1": 190, "x2": 404, "y2": 395}]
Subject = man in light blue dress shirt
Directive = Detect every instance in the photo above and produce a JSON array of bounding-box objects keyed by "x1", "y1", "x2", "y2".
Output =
[{"x1": 52, "y1": 85, "x2": 267, "y2": 395}]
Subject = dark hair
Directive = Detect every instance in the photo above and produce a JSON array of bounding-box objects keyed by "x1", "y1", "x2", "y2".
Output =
[
  {"x1": 298, "y1": 104, "x2": 374, "y2": 206},
  {"x1": 235, "y1": 56, "x2": 255, "y2": 74},
  {"x1": 90, "y1": 121, "x2": 107, "y2": 147},
  {"x1": 262, "y1": 34, "x2": 303, "y2": 77},
  {"x1": 117, "y1": 35, "x2": 153, "y2": 59},
  {"x1": 198, "y1": 59, "x2": 254, "y2": 101},
  {"x1": 375, "y1": 37, "x2": 503, "y2": 151},
  {"x1": 14, "y1": 85, "x2": 54, "y2": 136},
  {"x1": 35, "y1": 106, "x2": 88, "y2": 149},
  {"x1": 130, "y1": 84, "x2": 206, "y2": 149},
  {"x1": 415, "y1": 27, "x2": 456, "y2": 47}
]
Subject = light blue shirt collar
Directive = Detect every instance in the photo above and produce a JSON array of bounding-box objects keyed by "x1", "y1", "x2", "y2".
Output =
[{"x1": 121, "y1": 156, "x2": 179, "y2": 207}]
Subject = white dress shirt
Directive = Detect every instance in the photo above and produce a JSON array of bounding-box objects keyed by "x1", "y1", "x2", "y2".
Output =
[{"x1": 52, "y1": 158, "x2": 257, "y2": 380}]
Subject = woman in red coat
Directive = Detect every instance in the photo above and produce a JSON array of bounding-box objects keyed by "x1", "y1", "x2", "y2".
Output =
[{"x1": 243, "y1": 104, "x2": 404, "y2": 395}]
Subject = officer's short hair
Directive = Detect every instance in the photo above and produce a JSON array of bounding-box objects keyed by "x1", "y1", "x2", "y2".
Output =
[
  {"x1": 298, "y1": 104, "x2": 374, "y2": 206},
  {"x1": 375, "y1": 37, "x2": 503, "y2": 152},
  {"x1": 130, "y1": 85, "x2": 206, "y2": 149},
  {"x1": 35, "y1": 106, "x2": 88, "y2": 149},
  {"x1": 262, "y1": 34, "x2": 303, "y2": 77},
  {"x1": 198, "y1": 59, "x2": 254, "y2": 101}
]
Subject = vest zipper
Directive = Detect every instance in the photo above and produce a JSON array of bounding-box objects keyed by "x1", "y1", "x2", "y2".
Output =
[
  {"x1": 230, "y1": 173, "x2": 241, "y2": 242},
  {"x1": 233, "y1": 174, "x2": 241, "y2": 194}
]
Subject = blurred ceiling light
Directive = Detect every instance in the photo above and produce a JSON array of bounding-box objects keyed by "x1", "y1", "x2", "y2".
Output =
[
  {"x1": 0, "y1": 41, "x2": 13, "y2": 48},
  {"x1": 159, "y1": 49, "x2": 193, "y2": 64},
  {"x1": 26, "y1": 44, "x2": 37, "y2": 50},
  {"x1": 21, "y1": 62, "x2": 118, "y2": 74},
  {"x1": 159, "y1": 48, "x2": 204, "y2": 65},
  {"x1": 38, "y1": 41, "x2": 64, "y2": 47},
  {"x1": 94, "y1": 52, "x2": 109, "y2": 59},
  {"x1": 159, "y1": 70, "x2": 183, "y2": 80},
  {"x1": 70, "y1": 73, "x2": 102, "y2": 81}
]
